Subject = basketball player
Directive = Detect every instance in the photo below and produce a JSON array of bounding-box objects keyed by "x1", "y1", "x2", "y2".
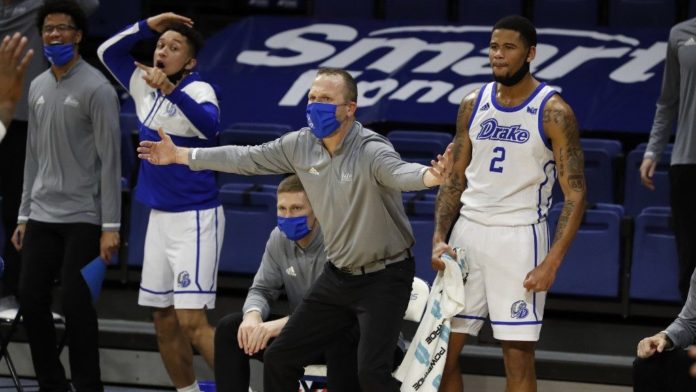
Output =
[
  {"x1": 97, "y1": 13, "x2": 223, "y2": 392},
  {"x1": 431, "y1": 16, "x2": 586, "y2": 391}
]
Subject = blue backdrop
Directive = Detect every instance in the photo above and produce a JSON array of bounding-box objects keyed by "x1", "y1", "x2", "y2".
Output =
[{"x1": 196, "y1": 16, "x2": 670, "y2": 133}]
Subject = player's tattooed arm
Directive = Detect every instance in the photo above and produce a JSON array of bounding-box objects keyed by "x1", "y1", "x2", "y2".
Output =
[
  {"x1": 543, "y1": 95, "x2": 587, "y2": 256},
  {"x1": 433, "y1": 90, "x2": 476, "y2": 245}
]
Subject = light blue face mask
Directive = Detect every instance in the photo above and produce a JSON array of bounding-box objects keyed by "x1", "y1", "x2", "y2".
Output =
[
  {"x1": 277, "y1": 215, "x2": 311, "y2": 241},
  {"x1": 306, "y1": 102, "x2": 341, "y2": 139},
  {"x1": 43, "y1": 43, "x2": 74, "y2": 66}
]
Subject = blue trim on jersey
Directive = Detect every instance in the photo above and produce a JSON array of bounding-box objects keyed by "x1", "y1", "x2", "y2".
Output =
[
  {"x1": 490, "y1": 320, "x2": 543, "y2": 325},
  {"x1": 491, "y1": 82, "x2": 547, "y2": 113},
  {"x1": 139, "y1": 286, "x2": 174, "y2": 295},
  {"x1": 139, "y1": 287, "x2": 217, "y2": 295},
  {"x1": 536, "y1": 160, "x2": 556, "y2": 222},
  {"x1": 467, "y1": 85, "x2": 486, "y2": 131},
  {"x1": 174, "y1": 290, "x2": 217, "y2": 294},
  {"x1": 195, "y1": 210, "x2": 202, "y2": 291},
  {"x1": 166, "y1": 81, "x2": 219, "y2": 139},
  {"x1": 531, "y1": 224, "x2": 539, "y2": 321},
  {"x1": 537, "y1": 90, "x2": 558, "y2": 151},
  {"x1": 143, "y1": 93, "x2": 165, "y2": 129},
  {"x1": 210, "y1": 208, "x2": 219, "y2": 291},
  {"x1": 454, "y1": 315, "x2": 487, "y2": 321}
]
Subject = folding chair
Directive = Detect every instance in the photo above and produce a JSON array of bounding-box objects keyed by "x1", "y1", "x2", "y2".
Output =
[
  {"x1": 299, "y1": 277, "x2": 430, "y2": 391},
  {"x1": 0, "y1": 308, "x2": 66, "y2": 391}
]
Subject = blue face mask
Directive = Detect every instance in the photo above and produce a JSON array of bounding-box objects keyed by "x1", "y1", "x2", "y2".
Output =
[
  {"x1": 277, "y1": 215, "x2": 311, "y2": 241},
  {"x1": 306, "y1": 102, "x2": 341, "y2": 139},
  {"x1": 43, "y1": 44, "x2": 74, "y2": 66}
]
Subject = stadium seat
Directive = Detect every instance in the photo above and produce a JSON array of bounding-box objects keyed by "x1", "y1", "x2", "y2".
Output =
[
  {"x1": 387, "y1": 130, "x2": 452, "y2": 166},
  {"x1": 219, "y1": 123, "x2": 291, "y2": 145},
  {"x1": 403, "y1": 192, "x2": 437, "y2": 284},
  {"x1": 581, "y1": 138, "x2": 622, "y2": 157},
  {"x1": 629, "y1": 212, "x2": 681, "y2": 302},
  {"x1": 552, "y1": 138, "x2": 623, "y2": 205},
  {"x1": 220, "y1": 182, "x2": 279, "y2": 196},
  {"x1": 312, "y1": 0, "x2": 375, "y2": 18},
  {"x1": 623, "y1": 144, "x2": 672, "y2": 217},
  {"x1": 384, "y1": 0, "x2": 449, "y2": 21},
  {"x1": 217, "y1": 123, "x2": 291, "y2": 187},
  {"x1": 641, "y1": 206, "x2": 671, "y2": 215},
  {"x1": 119, "y1": 113, "x2": 138, "y2": 190},
  {"x1": 533, "y1": 0, "x2": 599, "y2": 27},
  {"x1": 608, "y1": 0, "x2": 677, "y2": 27},
  {"x1": 126, "y1": 191, "x2": 150, "y2": 268},
  {"x1": 548, "y1": 203, "x2": 623, "y2": 297},
  {"x1": 457, "y1": 0, "x2": 524, "y2": 26},
  {"x1": 218, "y1": 187, "x2": 278, "y2": 274},
  {"x1": 387, "y1": 130, "x2": 453, "y2": 148}
]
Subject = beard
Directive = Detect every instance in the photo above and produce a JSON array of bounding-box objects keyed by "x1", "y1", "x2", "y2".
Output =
[{"x1": 493, "y1": 61, "x2": 530, "y2": 87}]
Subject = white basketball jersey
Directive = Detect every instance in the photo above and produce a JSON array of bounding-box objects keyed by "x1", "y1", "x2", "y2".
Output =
[{"x1": 460, "y1": 82, "x2": 557, "y2": 226}]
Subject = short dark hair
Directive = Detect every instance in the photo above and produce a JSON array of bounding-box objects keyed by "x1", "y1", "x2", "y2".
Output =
[
  {"x1": 277, "y1": 175, "x2": 305, "y2": 195},
  {"x1": 163, "y1": 23, "x2": 205, "y2": 57},
  {"x1": 37, "y1": 0, "x2": 88, "y2": 36},
  {"x1": 317, "y1": 67, "x2": 358, "y2": 103},
  {"x1": 493, "y1": 15, "x2": 537, "y2": 48}
]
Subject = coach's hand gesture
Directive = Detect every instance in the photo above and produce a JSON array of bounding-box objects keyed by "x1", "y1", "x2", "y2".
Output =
[
  {"x1": 424, "y1": 143, "x2": 454, "y2": 188},
  {"x1": 138, "y1": 127, "x2": 188, "y2": 165},
  {"x1": 146, "y1": 12, "x2": 193, "y2": 33}
]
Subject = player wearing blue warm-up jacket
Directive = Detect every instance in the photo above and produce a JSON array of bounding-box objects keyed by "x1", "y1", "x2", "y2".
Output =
[{"x1": 98, "y1": 12, "x2": 223, "y2": 392}]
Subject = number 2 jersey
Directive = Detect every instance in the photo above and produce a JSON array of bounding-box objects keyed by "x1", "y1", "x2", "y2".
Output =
[{"x1": 460, "y1": 82, "x2": 558, "y2": 227}]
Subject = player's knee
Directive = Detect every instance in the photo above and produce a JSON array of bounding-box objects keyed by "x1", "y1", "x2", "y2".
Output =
[
  {"x1": 502, "y1": 341, "x2": 536, "y2": 379},
  {"x1": 152, "y1": 307, "x2": 178, "y2": 337},
  {"x1": 178, "y1": 314, "x2": 208, "y2": 342}
]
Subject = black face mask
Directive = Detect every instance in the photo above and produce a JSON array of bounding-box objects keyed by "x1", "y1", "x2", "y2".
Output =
[
  {"x1": 166, "y1": 58, "x2": 193, "y2": 85},
  {"x1": 167, "y1": 68, "x2": 188, "y2": 85},
  {"x1": 494, "y1": 60, "x2": 530, "y2": 87}
]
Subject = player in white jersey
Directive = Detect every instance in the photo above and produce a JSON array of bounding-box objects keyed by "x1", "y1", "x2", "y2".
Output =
[
  {"x1": 432, "y1": 16, "x2": 586, "y2": 391},
  {"x1": 98, "y1": 13, "x2": 223, "y2": 392}
]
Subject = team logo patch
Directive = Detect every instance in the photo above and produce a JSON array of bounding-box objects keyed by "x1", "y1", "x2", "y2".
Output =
[
  {"x1": 164, "y1": 102, "x2": 177, "y2": 116},
  {"x1": 177, "y1": 271, "x2": 191, "y2": 288},
  {"x1": 510, "y1": 300, "x2": 529, "y2": 319},
  {"x1": 476, "y1": 118, "x2": 530, "y2": 144},
  {"x1": 527, "y1": 106, "x2": 538, "y2": 114}
]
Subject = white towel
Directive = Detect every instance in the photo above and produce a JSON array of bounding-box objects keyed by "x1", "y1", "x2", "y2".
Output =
[{"x1": 394, "y1": 249, "x2": 467, "y2": 391}]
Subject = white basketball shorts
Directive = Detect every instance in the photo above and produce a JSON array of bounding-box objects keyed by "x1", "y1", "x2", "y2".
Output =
[
  {"x1": 449, "y1": 218, "x2": 550, "y2": 341},
  {"x1": 138, "y1": 206, "x2": 225, "y2": 309}
]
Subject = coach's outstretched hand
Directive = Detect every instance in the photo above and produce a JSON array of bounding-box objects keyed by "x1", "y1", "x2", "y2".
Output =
[
  {"x1": 138, "y1": 127, "x2": 188, "y2": 165},
  {"x1": 146, "y1": 12, "x2": 193, "y2": 33},
  {"x1": 424, "y1": 142, "x2": 454, "y2": 188}
]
